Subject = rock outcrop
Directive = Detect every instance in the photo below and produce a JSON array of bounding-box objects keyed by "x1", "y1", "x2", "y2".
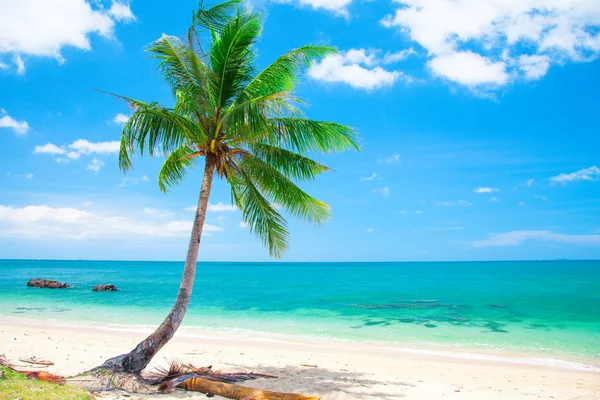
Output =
[
  {"x1": 92, "y1": 284, "x2": 118, "y2": 292},
  {"x1": 27, "y1": 278, "x2": 70, "y2": 289}
]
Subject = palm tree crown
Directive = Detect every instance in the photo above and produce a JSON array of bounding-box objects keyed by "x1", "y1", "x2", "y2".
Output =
[{"x1": 117, "y1": 0, "x2": 359, "y2": 257}]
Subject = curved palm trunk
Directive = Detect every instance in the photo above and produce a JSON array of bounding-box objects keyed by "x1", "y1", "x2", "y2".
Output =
[{"x1": 98, "y1": 156, "x2": 216, "y2": 374}]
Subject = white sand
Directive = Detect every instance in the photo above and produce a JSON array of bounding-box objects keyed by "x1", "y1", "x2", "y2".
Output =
[{"x1": 1, "y1": 318, "x2": 599, "y2": 399}]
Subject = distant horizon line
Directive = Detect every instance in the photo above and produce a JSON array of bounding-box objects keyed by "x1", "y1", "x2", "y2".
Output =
[{"x1": 1, "y1": 258, "x2": 598, "y2": 263}]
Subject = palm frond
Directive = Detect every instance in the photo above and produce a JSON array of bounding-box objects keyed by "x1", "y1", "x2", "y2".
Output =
[
  {"x1": 229, "y1": 169, "x2": 288, "y2": 258},
  {"x1": 209, "y1": 11, "x2": 262, "y2": 109},
  {"x1": 267, "y1": 118, "x2": 360, "y2": 154},
  {"x1": 238, "y1": 45, "x2": 336, "y2": 102},
  {"x1": 240, "y1": 155, "x2": 331, "y2": 225},
  {"x1": 123, "y1": 101, "x2": 209, "y2": 157},
  {"x1": 158, "y1": 146, "x2": 199, "y2": 193},
  {"x1": 194, "y1": 0, "x2": 242, "y2": 31},
  {"x1": 250, "y1": 143, "x2": 330, "y2": 181}
]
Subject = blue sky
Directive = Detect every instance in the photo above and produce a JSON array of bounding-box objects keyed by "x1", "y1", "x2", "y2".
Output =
[{"x1": 1, "y1": 0, "x2": 599, "y2": 262}]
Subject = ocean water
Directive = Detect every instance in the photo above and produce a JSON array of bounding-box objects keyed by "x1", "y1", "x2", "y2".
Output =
[{"x1": 1, "y1": 260, "x2": 599, "y2": 368}]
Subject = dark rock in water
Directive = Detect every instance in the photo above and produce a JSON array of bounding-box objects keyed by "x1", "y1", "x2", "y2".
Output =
[
  {"x1": 92, "y1": 284, "x2": 118, "y2": 292},
  {"x1": 27, "y1": 278, "x2": 70, "y2": 289}
]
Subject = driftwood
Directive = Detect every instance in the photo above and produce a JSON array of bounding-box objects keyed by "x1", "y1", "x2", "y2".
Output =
[
  {"x1": 19, "y1": 356, "x2": 54, "y2": 366},
  {"x1": 153, "y1": 362, "x2": 319, "y2": 400},
  {"x1": 161, "y1": 375, "x2": 319, "y2": 399}
]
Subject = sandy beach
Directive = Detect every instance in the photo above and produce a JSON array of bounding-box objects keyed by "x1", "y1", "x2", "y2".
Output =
[{"x1": 1, "y1": 318, "x2": 599, "y2": 400}]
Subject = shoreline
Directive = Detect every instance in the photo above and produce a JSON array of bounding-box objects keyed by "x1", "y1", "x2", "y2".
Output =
[
  {"x1": 3, "y1": 316, "x2": 599, "y2": 373},
  {"x1": 2, "y1": 317, "x2": 600, "y2": 399}
]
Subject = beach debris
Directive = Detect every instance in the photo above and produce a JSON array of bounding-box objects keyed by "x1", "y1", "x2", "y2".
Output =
[
  {"x1": 18, "y1": 356, "x2": 54, "y2": 366},
  {"x1": 300, "y1": 364, "x2": 318, "y2": 368},
  {"x1": 92, "y1": 284, "x2": 119, "y2": 292},
  {"x1": 151, "y1": 361, "x2": 318, "y2": 399},
  {"x1": 0, "y1": 355, "x2": 66, "y2": 385},
  {"x1": 27, "y1": 278, "x2": 70, "y2": 289}
]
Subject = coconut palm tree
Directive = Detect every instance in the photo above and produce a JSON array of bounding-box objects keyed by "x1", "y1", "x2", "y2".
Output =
[{"x1": 98, "y1": 0, "x2": 359, "y2": 374}]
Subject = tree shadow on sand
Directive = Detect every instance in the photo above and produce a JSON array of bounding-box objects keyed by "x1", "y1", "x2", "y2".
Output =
[{"x1": 226, "y1": 364, "x2": 414, "y2": 399}]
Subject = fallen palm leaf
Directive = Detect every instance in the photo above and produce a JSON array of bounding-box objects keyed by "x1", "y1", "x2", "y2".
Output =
[
  {"x1": 19, "y1": 356, "x2": 54, "y2": 366},
  {"x1": 0, "y1": 355, "x2": 65, "y2": 385}
]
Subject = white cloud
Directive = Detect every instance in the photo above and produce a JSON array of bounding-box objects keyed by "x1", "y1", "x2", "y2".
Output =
[
  {"x1": 112, "y1": 113, "x2": 129, "y2": 125},
  {"x1": 274, "y1": 0, "x2": 354, "y2": 16},
  {"x1": 382, "y1": 0, "x2": 600, "y2": 88},
  {"x1": 86, "y1": 157, "x2": 104, "y2": 173},
  {"x1": 25, "y1": 173, "x2": 33, "y2": 180},
  {"x1": 383, "y1": 48, "x2": 416, "y2": 64},
  {"x1": 143, "y1": 207, "x2": 174, "y2": 219},
  {"x1": 472, "y1": 230, "x2": 600, "y2": 248},
  {"x1": 366, "y1": 228, "x2": 374, "y2": 233},
  {"x1": 239, "y1": 221, "x2": 249, "y2": 228},
  {"x1": 0, "y1": 0, "x2": 135, "y2": 72},
  {"x1": 33, "y1": 143, "x2": 65, "y2": 155},
  {"x1": 208, "y1": 202, "x2": 238, "y2": 212},
  {"x1": 373, "y1": 187, "x2": 390, "y2": 198},
  {"x1": 0, "y1": 109, "x2": 29, "y2": 134},
  {"x1": 108, "y1": 2, "x2": 136, "y2": 22},
  {"x1": 398, "y1": 210, "x2": 422, "y2": 215},
  {"x1": 381, "y1": 154, "x2": 401, "y2": 164},
  {"x1": 309, "y1": 49, "x2": 401, "y2": 90},
  {"x1": 185, "y1": 202, "x2": 238, "y2": 212},
  {"x1": 474, "y1": 187, "x2": 499, "y2": 194},
  {"x1": 519, "y1": 54, "x2": 551, "y2": 81},
  {"x1": 69, "y1": 139, "x2": 120, "y2": 154},
  {"x1": 360, "y1": 173, "x2": 379, "y2": 182},
  {"x1": 525, "y1": 179, "x2": 535, "y2": 187},
  {"x1": 431, "y1": 200, "x2": 472, "y2": 206},
  {"x1": 535, "y1": 195, "x2": 549, "y2": 201},
  {"x1": 13, "y1": 54, "x2": 25, "y2": 74},
  {"x1": 550, "y1": 166, "x2": 600, "y2": 184},
  {"x1": 82, "y1": 201, "x2": 93, "y2": 207},
  {"x1": 142, "y1": 175, "x2": 149, "y2": 182},
  {"x1": 489, "y1": 196, "x2": 501, "y2": 203},
  {"x1": 519, "y1": 201, "x2": 525, "y2": 206},
  {"x1": 34, "y1": 139, "x2": 119, "y2": 164},
  {"x1": 117, "y1": 177, "x2": 138, "y2": 188},
  {"x1": 428, "y1": 51, "x2": 508, "y2": 86},
  {"x1": 0, "y1": 204, "x2": 221, "y2": 241}
]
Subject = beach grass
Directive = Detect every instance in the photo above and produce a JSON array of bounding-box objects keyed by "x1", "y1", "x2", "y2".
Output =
[{"x1": 0, "y1": 367, "x2": 92, "y2": 400}]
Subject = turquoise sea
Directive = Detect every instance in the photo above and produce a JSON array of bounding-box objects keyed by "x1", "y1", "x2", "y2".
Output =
[{"x1": 1, "y1": 260, "x2": 599, "y2": 368}]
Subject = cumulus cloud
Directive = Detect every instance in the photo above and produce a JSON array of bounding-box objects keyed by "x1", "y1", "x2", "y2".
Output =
[
  {"x1": 112, "y1": 113, "x2": 129, "y2": 125},
  {"x1": 373, "y1": 187, "x2": 390, "y2": 198},
  {"x1": 184, "y1": 202, "x2": 238, "y2": 212},
  {"x1": 143, "y1": 207, "x2": 174, "y2": 219},
  {"x1": 0, "y1": 204, "x2": 222, "y2": 241},
  {"x1": 550, "y1": 166, "x2": 600, "y2": 184},
  {"x1": 380, "y1": 154, "x2": 401, "y2": 164},
  {"x1": 431, "y1": 200, "x2": 473, "y2": 206},
  {"x1": 309, "y1": 49, "x2": 402, "y2": 90},
  {"x1": 360, "y1": 173, "x2": 379, "y2": 182},
  {"x1": 382, "y1": 0, "x2": 600, "y2": 88},
  {"x1": 273, "y1": 0, "x2": 354, "y2": 16},
  {"x1": 474, "y1": 187, "x2": 499, "y2": 194},
  {"x1": 86, "y1": 157, "x2": 104, "y2": 173},
  {"x1": 383, "y1": 48, "x2": 416, "y2": 64},
  {"x1": 0, "y1": 109, "x2": 29, "y2": 134},
  {"x1": 0, "y1": 0, "x2": 135, "y2": 73},
  {"x1": 472, "y1": 230, "x2": 600, "y2": 248},
  {"x1": 34, "y1": 139, "x2": 119, "y2": 163},
  {"x1": 428, "y1": 51, "x2": 508, "y2": 86}
]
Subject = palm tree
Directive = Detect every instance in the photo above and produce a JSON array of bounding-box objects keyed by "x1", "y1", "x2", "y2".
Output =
[{"x1": 98, "y1": 0, "x2": 359, "y2": 374}]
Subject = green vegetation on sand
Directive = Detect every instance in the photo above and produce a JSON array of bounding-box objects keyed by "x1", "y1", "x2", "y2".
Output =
[{"x1": 0, "y1": 367, "x2": 91, "y2": 400}]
